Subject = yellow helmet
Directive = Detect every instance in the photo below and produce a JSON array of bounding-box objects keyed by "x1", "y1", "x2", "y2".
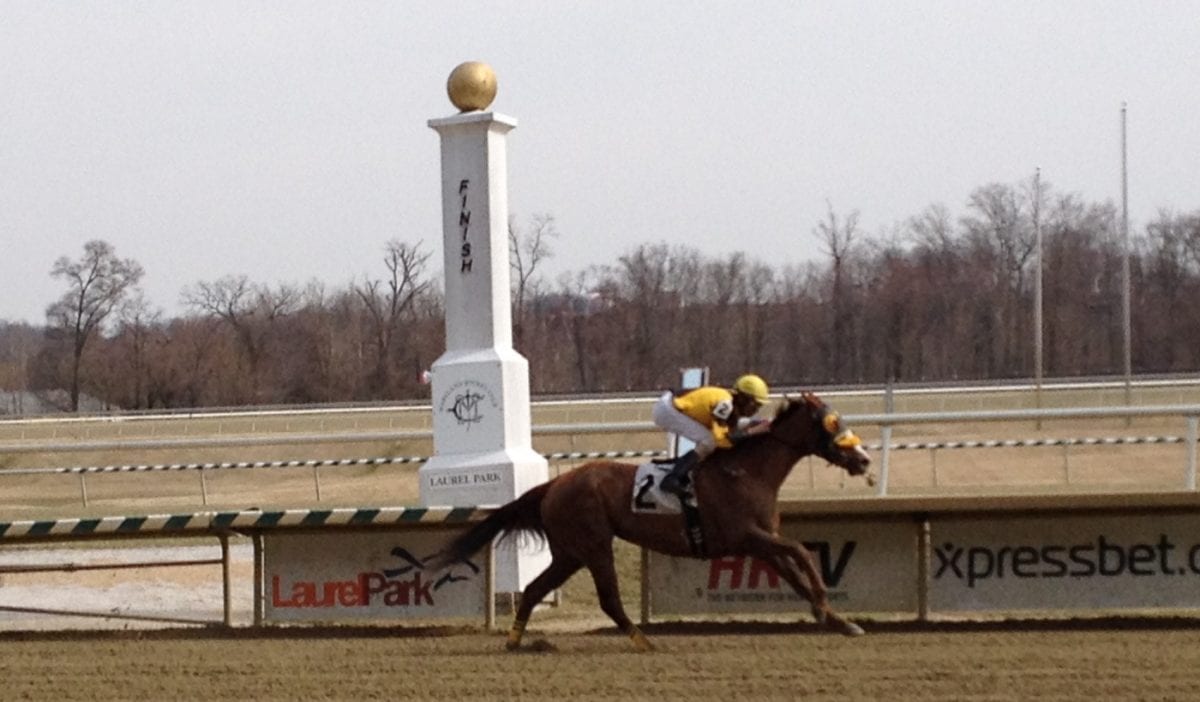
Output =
[{"x1": 732, "y1": 374, "x2": 770, "y2": 403}]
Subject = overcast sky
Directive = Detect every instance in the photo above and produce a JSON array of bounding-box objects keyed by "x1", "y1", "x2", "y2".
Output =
[{"x1": 2, "y1": 1, "x2": 1198, "y2": 325}]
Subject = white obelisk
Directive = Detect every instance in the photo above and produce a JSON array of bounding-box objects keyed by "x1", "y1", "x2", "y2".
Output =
[{"x1": 421, "y1": 62, "x2": 550, "y2": 592}]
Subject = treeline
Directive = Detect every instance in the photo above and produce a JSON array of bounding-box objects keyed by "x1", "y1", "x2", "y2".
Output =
[{"x1": 2, "y1": 179, "x2": 1200, "y2": 413}]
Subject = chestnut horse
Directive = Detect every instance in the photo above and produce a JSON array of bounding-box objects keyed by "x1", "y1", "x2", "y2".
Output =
[{"x1": 436, "y1": 392, "x2": 873, "y2": 651}]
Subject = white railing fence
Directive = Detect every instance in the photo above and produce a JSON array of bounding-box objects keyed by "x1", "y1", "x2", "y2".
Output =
[{"x1": 4, "y1": 403, "x2": 1200, "y2": 505}]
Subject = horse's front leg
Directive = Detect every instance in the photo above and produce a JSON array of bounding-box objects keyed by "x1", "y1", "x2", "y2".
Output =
[{"x1": 744, "y1": 526, "x2": 864, "y2": 636}]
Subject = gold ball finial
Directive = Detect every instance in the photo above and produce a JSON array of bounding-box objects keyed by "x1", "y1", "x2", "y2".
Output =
[{"x1": 446, "y1": 61, "x2": 498, "y2": 112}]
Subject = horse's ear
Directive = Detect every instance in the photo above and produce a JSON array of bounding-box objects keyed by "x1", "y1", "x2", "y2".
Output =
[{"x1": 773, "y1": 396, "x2": 789, "y2": 420}]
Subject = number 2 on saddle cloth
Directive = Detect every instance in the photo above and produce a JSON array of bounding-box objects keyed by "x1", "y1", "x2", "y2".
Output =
[{"x1": 631, "y1": 459, "x2": 708, "y2": 557}]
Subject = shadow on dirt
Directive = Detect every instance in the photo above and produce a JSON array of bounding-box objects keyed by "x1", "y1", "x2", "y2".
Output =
[{"x1": 5, "y1": 615, "x2": 1200, "y2": 643}]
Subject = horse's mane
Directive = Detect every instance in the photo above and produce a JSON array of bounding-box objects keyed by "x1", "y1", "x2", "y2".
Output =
[
  {"x1": 725, "y1": 395, "x2": 808, "y2": 455},
  {"x1": 772, "y1": 395, "x2": 807, "y2": 421}
]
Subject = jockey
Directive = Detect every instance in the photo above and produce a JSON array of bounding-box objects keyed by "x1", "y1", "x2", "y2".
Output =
[{"x1": 652, "y1": 373, "x2": 772, "y2": 499}]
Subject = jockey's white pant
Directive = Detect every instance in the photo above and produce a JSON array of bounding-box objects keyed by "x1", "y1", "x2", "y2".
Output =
[{"x1": 651, "y1": 391, "x2": 718, "y2": 459}]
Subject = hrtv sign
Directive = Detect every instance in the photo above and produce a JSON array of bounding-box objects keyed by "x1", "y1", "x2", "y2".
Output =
[
  {"x1": 706, "y1": 542, "x2": 856, "y2": 590},
  {"x1": 646, "y1": 518, "x2": 918, "y2": 615}
]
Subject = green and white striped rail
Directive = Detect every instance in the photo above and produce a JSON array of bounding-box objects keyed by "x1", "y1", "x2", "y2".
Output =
[
  {"x1": 4, "y1": 450, "x2": 668, "y2": 477},
  {"x1": 8, "y1": 436, "x2": 1193, "y2": 478},
  {"x1": 0, "y1": 506, "x2": 487, "y2": 541}
]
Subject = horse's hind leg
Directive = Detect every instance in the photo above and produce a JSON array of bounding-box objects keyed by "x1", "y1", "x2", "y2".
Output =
[
  {"x1": 586, "y1": 550, "x2": 654, "y2": 652},
  {"x1": 745, "y1": 526, "x2": 864, "y2": 636},
  {"x1": 507, "y1": 555, "x2": 582, "y2": 651}
]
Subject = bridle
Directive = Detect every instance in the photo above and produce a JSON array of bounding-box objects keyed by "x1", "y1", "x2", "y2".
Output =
[
  {"x1": 766, "y1": 402, "x2": 862, "y2": 457},
  {"x1": 765, "y1": 428, "x2": 810, "y2": 454}
]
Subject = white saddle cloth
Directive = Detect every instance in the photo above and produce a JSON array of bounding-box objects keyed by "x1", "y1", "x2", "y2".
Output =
[{"x1": 630, "y1": 461, "x2": 686, "y2": 514}]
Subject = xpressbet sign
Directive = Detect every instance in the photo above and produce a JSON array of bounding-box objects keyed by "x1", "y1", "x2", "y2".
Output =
[{"x1": 930, "y1": 513, "x2": 1200, "y2": 611}]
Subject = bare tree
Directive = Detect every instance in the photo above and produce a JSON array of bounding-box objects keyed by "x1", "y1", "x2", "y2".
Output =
[
  {"x1": 901, "y1": 204, "x2": 970, "y2": 379},
  {"x1": 698, "y1": 253, "x2": 747, "y2": 375},
  {"x1": 509, "y1": 214, "x2": 559, "y2": 348},
  {"x1": 0, "y1": 322, "x2": 41, "y2": 413},
  {"x1": 158, "y1": 317, "x2": 225, "y2": 407},
  {"x1": 1142, "y1": 209, "x2": 1200, "y2": 371},
  {"x1": 45, "y1": 240, "x2": 144, "y2": 410},
  {"x1": 960, "y1": 182, "x2": 1038, "y2": 375},
  {"x1": 609, "y1": 243, "x2": 702, "y2": 387},
  {"x1": 906, "y1": 204, "x2": 956, "y2": 255},
  {"x1": 738, "y1": 260, "x2": 775, "y2": 376},
  {"x1": 181, "y1": 275, "x2": 298, "y2": 402},
  {"x1": 544, "y1": 269, "x2": 605, "y2": 392},
  {"x1": 814, "y1": 203, "x2": 860, "y2": 381},
  {"x1": 103, "y1": 291, "x2": 162, "y2": 409},
  {"x1": 352, "y1": 239, "x2": 432, "y2": 397}
]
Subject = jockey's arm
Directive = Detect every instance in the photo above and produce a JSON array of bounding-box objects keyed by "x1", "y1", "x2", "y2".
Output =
[
  {"x1": 728, "y1": 417, "x2": 770, "y2": 444},
  {"x1": 710, "y1": 422, "x2": 734, "y2": 449}
]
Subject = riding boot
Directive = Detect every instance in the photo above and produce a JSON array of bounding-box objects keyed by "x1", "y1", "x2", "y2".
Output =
[{"x1": 659, "y1": 450, "x2": 700, "y2": 498}]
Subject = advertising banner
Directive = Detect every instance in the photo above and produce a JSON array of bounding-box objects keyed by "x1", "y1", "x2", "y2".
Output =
[
  {"x1": 930, "y1": 512, "x2": 1200, "y2": 612},
  {"x1": 647, "y1": 517, "x2": 919, "y2": 615},
  {"x1": 263, "y1": 529, "x2": 486, "y2": 623}
]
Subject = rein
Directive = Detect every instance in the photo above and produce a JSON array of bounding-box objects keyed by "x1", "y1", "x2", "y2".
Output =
[
  {"x1": 764, "y1": 430, "x2": 811, "y2": 454},
  {"x1": 761, "y1": 404, "x2": 862, "y2": 456}
]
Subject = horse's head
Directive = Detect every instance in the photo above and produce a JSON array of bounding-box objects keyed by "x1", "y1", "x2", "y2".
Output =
[{"x1": 770, "y1": 392, "x2": 872, "y2": 482}]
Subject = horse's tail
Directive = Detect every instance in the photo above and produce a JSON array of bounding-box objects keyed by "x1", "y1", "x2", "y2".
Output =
[{"x1": 432, "y1": 481, "x2": 553, "y2": 570}]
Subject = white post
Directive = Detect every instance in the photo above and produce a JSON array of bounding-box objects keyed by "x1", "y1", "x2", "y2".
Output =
[
  {"x1": 1187, "y1": 416, "x2": 1197, "y2": 491},
  {"x1": 671, "y1": 367, "x2": 708, "y2": 457},
  {"x1": 420, "y1": 64, "x2": 550, "y2": 593},
  {"x1": 877, "y1": 381, "x2": 893, "y2": 496}
]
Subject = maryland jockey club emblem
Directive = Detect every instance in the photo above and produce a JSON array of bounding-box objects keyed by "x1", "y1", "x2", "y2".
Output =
[
  {"x1": 450, "y1": 389, "x2": 485, "y2": 426},
  {"x1": 437, "y1": 379, "x2": 500, "y2": 430}
]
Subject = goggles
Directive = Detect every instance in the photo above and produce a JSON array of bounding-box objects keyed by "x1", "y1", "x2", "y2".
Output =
[{"x1": 822, "y1": 411, "x2": 862, "y2": 449}]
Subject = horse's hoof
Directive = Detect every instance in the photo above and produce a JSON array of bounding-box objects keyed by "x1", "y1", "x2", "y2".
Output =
[
  {"x1": 630, "y1": 629, "x2": 655, "y2": 652},
  {"x1": 506, "y1": 621, "x2": 527, "y2": 651},
  {"x1": 527, "y1": 638, "x2": 558, "y2": 652},
  {"x1": 841, "y1": 621, "x2": 866, "y2": 637}
]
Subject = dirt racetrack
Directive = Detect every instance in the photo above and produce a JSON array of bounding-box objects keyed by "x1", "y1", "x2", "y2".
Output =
[
  {"x1": 4, "y1": 621, "x2": 1200, "y2": 701},
  {"x1": 6, "y1": 387, "x2": 1200, "y2": 700}
]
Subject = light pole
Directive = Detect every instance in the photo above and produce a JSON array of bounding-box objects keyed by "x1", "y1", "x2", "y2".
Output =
[
  {"x1": 1121, "y1": 103, "x2": 1132, "y2": 411},
  {"x1": 1033, "y1": 167, "x2": 1043, "y2": 427}
]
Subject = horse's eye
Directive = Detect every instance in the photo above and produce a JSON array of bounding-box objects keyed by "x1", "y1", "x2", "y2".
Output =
[{"x1": 822, "y1": 412, "x2": 840, "y2": 434}]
